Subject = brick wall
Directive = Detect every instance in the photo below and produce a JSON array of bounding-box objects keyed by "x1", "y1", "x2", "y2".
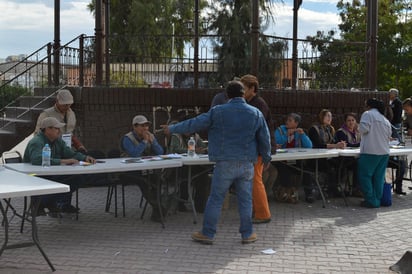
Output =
[{"x1": 73, "y1": 87, "x2": 388, "y2": 153}]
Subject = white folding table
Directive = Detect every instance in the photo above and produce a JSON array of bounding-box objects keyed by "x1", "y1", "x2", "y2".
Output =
[
  {"x1": 4, "y1": 158, "x2": 183, "y2": 228},
  {"x1": 0, "y1": 167, "x2": 69, "y2": 271},
  {"x1": 180, "y1": 149, "x2": 341, "y2": 223},
  {"x1": 339, "y1": 147, "x2": 412, "y2": 157},
  {"x1": 272, "y1": 148, "x2": 341, "y2": 207},
  {"x1": 4, "y1": 158, "x2": 182, "y2": 175},
  {"x1": 180, "y1": 155, "x2": 215, "y2": 224},
  {"x1": 339, "y1": 147, "x2": 412, "y2": 194}
]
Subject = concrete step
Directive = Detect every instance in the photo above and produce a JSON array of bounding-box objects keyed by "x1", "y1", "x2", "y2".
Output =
[
  {"x1": 0, "y1": 118, "x2": 31, "y2": 133},
  {"x1": 16, "y1": 96, "x2": 54, "y2": 108},
  {"x1": 0, "y1": 129, "x2": 14, "y2": 135},
  {"x1": 3, "y1": 106, "x2": 44, "y2": 119}
]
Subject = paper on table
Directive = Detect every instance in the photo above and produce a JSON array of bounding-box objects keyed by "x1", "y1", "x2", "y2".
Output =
[
  {"x1": 160, "y1": 154, "x2": 183, "y2": 159},
  {"x1": 261, "y1": 248, "x2": 277, "y2": 255},
  {"x1": 149, "y1": 156, "x2": 164, "y2": 161},
  {"x1": 389, "y1": 140, "x2": 400, "y2": 146},
  {"x1": 121, "y1": 158, "x2": 143, "y2": 164}
]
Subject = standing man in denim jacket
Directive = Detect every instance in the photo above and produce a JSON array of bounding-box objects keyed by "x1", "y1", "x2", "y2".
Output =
[{"x1": 162, "y1": 81, "x2": 271, "y2": 244}]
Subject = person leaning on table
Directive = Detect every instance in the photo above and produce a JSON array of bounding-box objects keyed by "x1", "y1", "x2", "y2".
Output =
[
  {"x1": 161, "y1": 80, "x2": 272, "y2": 245},
  {"x1": 358, "y1": 98, "x2": 392, "y2": 208},
  {"x1": 24, "y1": 117, "x2": 95, "y2": 215},
  {"x1": 120, "y1": 115, "x2": 165, "y2": 222}
]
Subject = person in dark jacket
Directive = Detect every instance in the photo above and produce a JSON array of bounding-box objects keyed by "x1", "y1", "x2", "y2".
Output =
[
  {"x1": 305, "y1": 109, "x2": 346, "y2": 202},
  {"x1": 241, "y1": 74, "x2": 274, "y2": 224},
  {"x1": 334, "y1": 113, "x2": 362, "y2": 196},
  {"x1": 389, "y1": 88, "x2": 403, "y2": 140}
]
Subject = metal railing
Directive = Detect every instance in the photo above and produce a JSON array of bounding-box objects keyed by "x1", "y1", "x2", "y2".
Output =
[
  {"x1": 0, "y1": 33, "x2": 369, "y2": 100},
  {"x1": 0, "y1": 86, "x2": 68, "y2": 130},
  {"x1": 0, "y1": 35, "x2": 95, "y2": 109},
  {"x1": 103, "y1": 33, "x2": 368, "y2": 90}
]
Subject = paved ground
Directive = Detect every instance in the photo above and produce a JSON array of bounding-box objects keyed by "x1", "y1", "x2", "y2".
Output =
[{"x1": 0, "y1": 180, "x2": 411, "y2": 274}]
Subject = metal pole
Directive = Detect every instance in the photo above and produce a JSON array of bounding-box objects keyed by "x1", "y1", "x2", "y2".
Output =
[
  {"x1": 47, "y1": 43, "x2": 52, "y2": 86},
  {"x1": 53, "y1": 0, "x2": 60, "y2": 87},
  {"x1": 369, "y1": 0, "x2": 378, "y2": 91},
  {"x1": 251, "y1": 0, "x2": 259, "y2": 76},
  {"x1": 79, "y1": 35, "x2": 84, "y2": 87},
  {"x1": 365, "y1": 0, "x2": 370, "y2": 88},
  {"x1": 194, "y1": 0, "x2": 199, "y2": 88},
  {"x1": 292, "y1": 0, "x2": 300, "y2": 91},
  {"x1": 172, "y1": 23, "x2": 175, "y2": 57},
  {"x1": 95, "y1": 0, "x2": 103, "y2": 86},
  {"x1": 105, "y1": 0, "x2": 110, "y2": 86}
]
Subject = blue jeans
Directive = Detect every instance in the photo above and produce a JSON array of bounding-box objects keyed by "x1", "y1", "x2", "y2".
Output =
[
  {"x1": 39, "y1": 174, "x2": 86, "y2": 208},
  {"x1": 202, "y1": 161, "x2": 254, "y2": 239}
]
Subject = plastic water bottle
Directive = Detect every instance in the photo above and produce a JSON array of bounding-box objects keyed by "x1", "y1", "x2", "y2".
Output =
[
  {"x1": 42, "y1": 143, "x2": 51, "y2": 168},
  {"x1": 187, "y1": 136, "x2": 196, "y2": 157}
]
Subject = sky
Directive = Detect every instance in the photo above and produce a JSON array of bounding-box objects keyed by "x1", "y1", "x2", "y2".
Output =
[{"x1": 0, "y1": 0, "x2": 341, "y2": 59}]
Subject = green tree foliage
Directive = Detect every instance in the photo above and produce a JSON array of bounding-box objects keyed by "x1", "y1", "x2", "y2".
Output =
[
  {"x1": 305, "y1": 0, "x2": 412, "y2": 95},
  {"x1": 303, "y1": 30, "x2": 366, "y2": 90},
  {"x1": 0, "y1": 85, "x2": 30, "y2": 109},
  {"x1": 88, "y1": 0, "x2": 203, "y2": 62},
  {"x1": 207, "y1": 0, "x2": 285, "y2": 87}
]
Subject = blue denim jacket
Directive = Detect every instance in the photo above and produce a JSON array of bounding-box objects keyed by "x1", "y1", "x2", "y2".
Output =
[{"x1": 169, "y1": 97, "x2": 271, "y2": 164}]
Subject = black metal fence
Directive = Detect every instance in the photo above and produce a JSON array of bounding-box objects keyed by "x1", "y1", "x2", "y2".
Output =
[{"x1": 0, "y1": 33, "x2": 369, "y2": 110}]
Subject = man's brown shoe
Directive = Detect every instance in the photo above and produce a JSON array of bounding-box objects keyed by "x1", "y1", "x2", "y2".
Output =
[
  {"x1": 242, "y1": 232, "x2": 257, "y2": 244},
  {"x1": 191, "y1": 231, "x2": 214, "y2": 244}
]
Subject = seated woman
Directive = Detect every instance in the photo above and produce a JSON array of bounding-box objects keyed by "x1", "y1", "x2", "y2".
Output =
[
  {"x1": 334, "y1": 113, "x2": 362, "y2": 196},
  {"x1": 309, "y1": 109, "x2": 346, "y2": 149},
  {"x1": 305, "y1": 109, "x2": 346, "y2": 202},
  {"x1": 335, "y1": 113, "x2": 361, "y2": 147},
  {"x1": 275, "y1": 113, "x2": 312, "y2": 149},
  {"x1": 273, "y1": 113, "x2": 312, "y2": 203}
]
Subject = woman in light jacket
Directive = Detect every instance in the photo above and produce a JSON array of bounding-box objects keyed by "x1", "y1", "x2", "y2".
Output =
[{"x1": 358, "y1": 98, "x2": 392, "y2": 208}]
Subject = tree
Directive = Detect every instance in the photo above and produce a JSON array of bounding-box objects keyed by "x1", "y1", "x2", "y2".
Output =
[
  {"x1": 0, "y1": 85, "x2": 30, "y2": 109},
  {"x1": 88, "y1": 0, "x2": 204, "y2": 62},
  {"x1": 302, "y1": 30, "x2": 366, "y2": 90},
  {"x1": 206, "y1": 0, "x2": 284, "y2": 87},
  {"x1": 305, "y1": 0, "x2": 412, "y2": 94}
]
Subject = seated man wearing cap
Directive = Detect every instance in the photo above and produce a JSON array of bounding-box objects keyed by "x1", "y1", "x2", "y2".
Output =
[
  {"x1": 120, "y1": 115, "x2": 164, "y2": 157},
  {"x1": 120, "y1": 115, "x2": 165, "y2": 222},
  {"x1": 35, "y1": 89, "x2": 87, "y2": 153},
  {"x1": 24, "y1": 117, "x2": 95, "y2": 215}
]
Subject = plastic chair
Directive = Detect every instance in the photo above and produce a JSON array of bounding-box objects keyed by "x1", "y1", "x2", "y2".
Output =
[
  {"x1": 105, "y1": 148, "x2": 148, "y2": 218},
  {"x1": 74, "y1": 149, "x2": 124, "y2": 219}
]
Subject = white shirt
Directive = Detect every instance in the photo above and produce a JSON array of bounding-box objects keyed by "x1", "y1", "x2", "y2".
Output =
[{"x1": 359, "y1": 108, "x2": 391, "y2": 155}]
